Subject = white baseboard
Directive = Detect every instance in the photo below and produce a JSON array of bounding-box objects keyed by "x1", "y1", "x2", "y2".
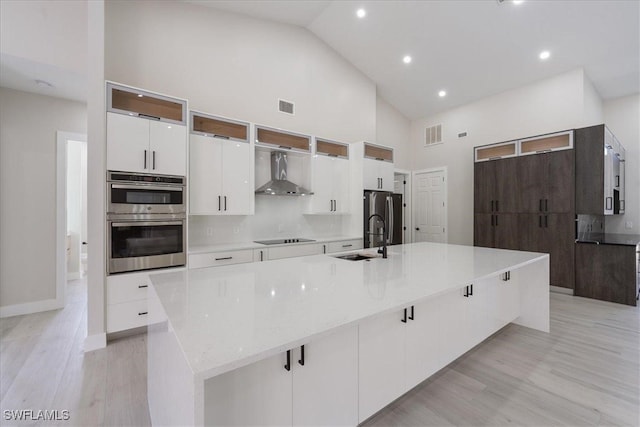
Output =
[
  {"x1": 84, "y1": 332, "x2": 107, "y2": 352},
  {"x1": 550, "y1": 285, "x2": 574, "y2": 295},
  {"x1": 0, "y1": 298, "x2": 63, "y2": 318}
]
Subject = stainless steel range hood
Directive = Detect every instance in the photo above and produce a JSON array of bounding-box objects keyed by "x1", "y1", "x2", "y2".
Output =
[{"x1": 255, "y1": 151, "x2": 313, "y2": 196}]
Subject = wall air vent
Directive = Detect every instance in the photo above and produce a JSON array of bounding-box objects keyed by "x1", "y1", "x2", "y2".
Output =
[
  {"x1": 425, "y1": 124, "x2": 443, "y2": 146},
  {"x1": 458, "y1": 131, "x2": 468, "y2": 138},
  {"x1": 278, "y1": 99, "x2": 295, "y2": 115}
]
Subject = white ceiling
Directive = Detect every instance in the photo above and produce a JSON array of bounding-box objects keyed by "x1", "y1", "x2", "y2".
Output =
[
  {"x1": 1, "y1": 1, "x2": 638, "y2": 119},
  {"x1": 192, "y1": 0, "x2": 640, "y2": 119}
]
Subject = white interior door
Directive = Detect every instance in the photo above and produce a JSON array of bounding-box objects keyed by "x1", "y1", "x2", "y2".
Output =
[{"x1": 413, "y1": 169, "x2": 447, "y2": 243}]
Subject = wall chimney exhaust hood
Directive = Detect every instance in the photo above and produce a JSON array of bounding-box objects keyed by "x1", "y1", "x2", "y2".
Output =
[{"x1": 255, "y1": 151, "x2": 313, "y2": 196}]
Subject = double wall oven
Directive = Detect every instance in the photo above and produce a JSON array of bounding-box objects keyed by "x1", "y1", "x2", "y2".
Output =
[{"x1": 107, "y1": 171, "x2": 186, "y2": 274}]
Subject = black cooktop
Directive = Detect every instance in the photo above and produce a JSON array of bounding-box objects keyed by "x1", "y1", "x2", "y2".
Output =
[{"x1": 254, "y1": 238, "x2": 316, "y2": 245}]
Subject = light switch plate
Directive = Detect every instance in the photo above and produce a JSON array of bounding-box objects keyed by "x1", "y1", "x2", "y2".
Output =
[{"x1": 625, "y1": 221, "x2": 633, "y2": 229}]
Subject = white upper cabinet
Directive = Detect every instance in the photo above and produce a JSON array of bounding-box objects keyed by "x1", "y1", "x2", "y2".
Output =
[
  {"x1": 307, "y1": 138, "x2": 350, "y2": 214},
  {"x1": 106, "y1": 83, "x2": 187, "y2": 176},
  {"x1": 189, "y1": 112, "x2": 254, "y2": 215},
  {"x1": 363, "y1": 143, "x2": 394, "y2": 191}
]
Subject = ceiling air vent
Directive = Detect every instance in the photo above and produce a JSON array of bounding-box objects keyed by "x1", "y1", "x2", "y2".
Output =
[
  {"x1": 278, "y1": 99, "x2": 295, "y2": 115},
  {"x1": 425, "y1": 124, "x2": 442, "y2": 146}
]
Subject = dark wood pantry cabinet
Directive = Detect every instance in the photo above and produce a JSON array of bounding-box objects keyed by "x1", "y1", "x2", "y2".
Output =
[{"x1": 474, "y1": 130, "x2": 575, "y2": 289}]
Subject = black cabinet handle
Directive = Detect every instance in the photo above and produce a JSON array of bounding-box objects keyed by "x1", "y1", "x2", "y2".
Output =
[
  {"x1": 342, "y1": 244, "x2": 353, "y2": 248},
  {"x1": 616, "y1": 175, "x2": 620, "y2": 187},
  {"x1": 218, "y1": 195, "x2": 221, "y2": 211},
  {"x1": 469, "y1": 284, "x2": 474, "y2": 296},
  {"x1": 408, "y1": 306, "x2": 414, "y2": 321},
  {"x1": 138, "y1": 284, "x2": 148, "y2": 289},
  {"x1": 323, "y1": 245, "x2": 326, "y2": 254},
  {"x1": 496, "y1": 200, "x2": 499, "y2": 212},
  {"x1": 545, "y1": 199, "x2": 548, "y2": 212},
  {"x1": 539, "y1": 215, "x2": 542, "y2": 228},
  {"x1": 152, "y1": 151, "x2": 156, "y2": 170},
  {"x1": 224, "y1": 196, "x2": 227, "y2": 211},
  {"x1": 539, "y1": 199, "x2": 543, "y2": 212},
  {"x1": 491, "y1": 200, "x2": 494, "y2": 211},
  {"x1": 215, "y1": 256, "x2": 233, "y2": 261},
  {"x1": 284, "y1": 350, "x2": 291, "y2": 371},
  {"x1": 260, "y1": 250, "x2": 264, "y2": 261},
  {"x1": 495, "y1": 215, "x2": 498, "y2": 226},
  {"x1": 502, "y1": 271, "x2": 511, "y2": 281},
  {"x1": 298, "y1": 345, "x2": 305, "y2": 366},
  {"x1": 491, "y1": 215, "x2": 494, "y2": 226},
  {"x1": 144, "y1": 150, "x2": 148, "y2": 169},
  {"x1": 138, "y1": 311, "x2": 148, "y2": 316},
  {"x1": 544, "y1": 215, "x2": 548, "y2": 228},
  {"x1": 464, "y1": 286, "x2": 470, "y2": 297},
  {"x1": 401, "y1": 308, "x2": 407, "y2": 323}
]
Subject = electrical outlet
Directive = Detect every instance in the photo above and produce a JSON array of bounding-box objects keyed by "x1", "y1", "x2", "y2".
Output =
[{"x1": 625, "y1": 221, "x2": 633, "y2": 229}]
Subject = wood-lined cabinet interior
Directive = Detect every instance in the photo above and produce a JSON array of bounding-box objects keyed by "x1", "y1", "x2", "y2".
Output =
[
  {"x1": 106, "y1": 83, "x2": 187, "y2": 176},
  {"x1": 307, "y1": 138, "x2": 350, "y2": 214},
  {"x1": 189, "y1": 113, "x2": 254, "y2": 215},
  {"x1": 255, "y1": 125, "x2": 311, "y2": 153},
  {"x1": 474, "y1": 130, "x2": 575, "y2": 289}
]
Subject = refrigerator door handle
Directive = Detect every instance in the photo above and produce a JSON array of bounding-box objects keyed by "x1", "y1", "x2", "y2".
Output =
[{"x1": 386, "y1": 195, "x2": 394, "y2": 244}]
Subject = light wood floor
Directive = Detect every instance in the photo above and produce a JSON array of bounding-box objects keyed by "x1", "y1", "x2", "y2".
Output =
[{"x1": 1, "y1": 280, "x2": 638, "y2": 426}]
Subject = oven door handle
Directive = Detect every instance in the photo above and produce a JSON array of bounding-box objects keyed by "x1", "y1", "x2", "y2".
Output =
[
  {"x1": 111, "y1": 221, "x2": 183, "y2": 227},
  {"x1": 110, "y1": 184, "x2": 183, "y2": 192}
]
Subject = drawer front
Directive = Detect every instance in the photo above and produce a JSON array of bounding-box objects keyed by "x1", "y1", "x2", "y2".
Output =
[
  {"x1": 189, "y1": 249, "x2": 254, "y2": 269},
  {"x1": 107, "y1": 299, "x2": 159, "y2": 333},
  {"x1": 327, "y1": 239, "x2": 363, "y2": 254},
  {"x1": 268, "y1": 243, "x2": 323, "y2": 260},
  {"x1": 107, "y1": 272, "x2": 151, "y2": 305}
]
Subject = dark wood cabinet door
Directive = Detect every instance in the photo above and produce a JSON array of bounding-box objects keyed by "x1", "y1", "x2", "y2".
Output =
[
  {"x1": 494, "y1": 158, "x2": 518, "y2": 213},
  {"x1": 517, "y1": 214, "x2": 547, "y2": 253},
  {"x1": 474, "y1": 162, "x2": 494, "y2": 213},
  {"x1": 547, "y1": 150, "x2": 575, "y2": 213},
  {"x1": 493, "y1": 213, "x2": 519, "y2": 250},
  {"x1": 545, "y1": 213, "x2": 575, "y2": 289},
  {"x1": 516, "y1": 154, "x2": 546, "y2": 213},
  {"x1": 473, "y1": 214, "x2": 494, "y2": 248}
]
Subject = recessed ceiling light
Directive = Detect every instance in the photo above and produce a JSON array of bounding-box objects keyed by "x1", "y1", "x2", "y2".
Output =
[
  {"x1": 403, "y1": 55, "x2": 412, "y2": 64},
  {"x1": 438, "y1": 90, "x2": 447, "y2": 97},
  {"x1": 137, "y1": 94, "x2": 143, "y2": 98},
  {"x1": 35, "y1": 79, "x2": 53, "y2": 88},
  {"x1": 513, "y1": 0, "x2": 524, "y2": 5},
  {"x1": 356, "y1": 8, "x2": 366, "y2": 18},
  {"x1": 539, "y1": 50, "x2": 551, "y2": 60}
]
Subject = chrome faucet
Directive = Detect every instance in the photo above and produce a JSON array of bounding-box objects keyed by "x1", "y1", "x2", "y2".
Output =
[{"x1": 367, "y1": 214, "x2": 388, "y2": 259}]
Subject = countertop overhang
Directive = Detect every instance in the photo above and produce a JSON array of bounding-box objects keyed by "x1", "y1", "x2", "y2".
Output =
[{"x1": 149, "y1": 242, "x2": 548, "y2": 380}]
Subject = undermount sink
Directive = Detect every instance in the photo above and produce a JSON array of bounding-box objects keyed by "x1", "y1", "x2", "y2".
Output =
[{"x1": 333, "y1": 253, "x2": 377, "y2": 261}]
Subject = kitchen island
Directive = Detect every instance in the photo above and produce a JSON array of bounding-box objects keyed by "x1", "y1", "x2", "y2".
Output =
[{"x1": 147, "y1": 242, "x2": 549, "y2": 426}]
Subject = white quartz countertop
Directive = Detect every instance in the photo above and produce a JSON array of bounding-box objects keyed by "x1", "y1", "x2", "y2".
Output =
[
  {"x1": 149, "y1": 242, "x2": 547, "y2": 380},
  {"x1": 188, "y1": 236, "x2": 362, "y2": 254}
]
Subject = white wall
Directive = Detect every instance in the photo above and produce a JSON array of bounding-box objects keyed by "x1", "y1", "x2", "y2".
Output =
[
  {"x1": 105, "y1": 1, "x2": 376, "y2": 144},
  {"x1": 0, "y1": 87, "x2": 86, "y2": 309},
  {"x1": 604, "y1": 94, "x2": 640, "y2": 235},
  {"x1": 410, "y1": 69, "x2": 600, "y2": 245},
  {"x1": 376, "y1": 96, "x2": 411, "y2": 170}
]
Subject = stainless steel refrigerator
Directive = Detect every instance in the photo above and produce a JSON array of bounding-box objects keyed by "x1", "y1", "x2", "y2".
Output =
[{"x1": 364, "y1": 190, "x2": 403, "y2": 248}]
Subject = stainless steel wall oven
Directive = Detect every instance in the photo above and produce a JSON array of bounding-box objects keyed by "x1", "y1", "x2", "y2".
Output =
[{"x1": 107, "y1": 171, "x2": 186, "y2": 274}]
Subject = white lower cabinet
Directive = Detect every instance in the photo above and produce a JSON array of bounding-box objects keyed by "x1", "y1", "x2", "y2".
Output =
[
  {"x1": 204, "y1": 325, "x2": 358, "y2": 426},
  {"x1": 358, "y1": 310, "x2": 406, "y2": 423},
  {"x1": 358, "y1": 299, "x2": 441, "y2": 423},
  {"x1": 188, "y1": 249, "x2": 254, "y2": 269},
  {"x1": 437, "y1": 287, "x2": 470, "y2": 364},
  {"x1": 107, "y1": 271, "x2": 156, "y2": 333},
  {"x1": 487, "y1": 270, "x2": 520, "y2": 331},
  {"x1": 326, "y1": 239, "x2": 363, "y2": 254}
]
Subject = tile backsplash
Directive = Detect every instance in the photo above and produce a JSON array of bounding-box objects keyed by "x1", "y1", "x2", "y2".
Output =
[{"x1": 189, "y1": 196, "x2": 348, "y2": 247}]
